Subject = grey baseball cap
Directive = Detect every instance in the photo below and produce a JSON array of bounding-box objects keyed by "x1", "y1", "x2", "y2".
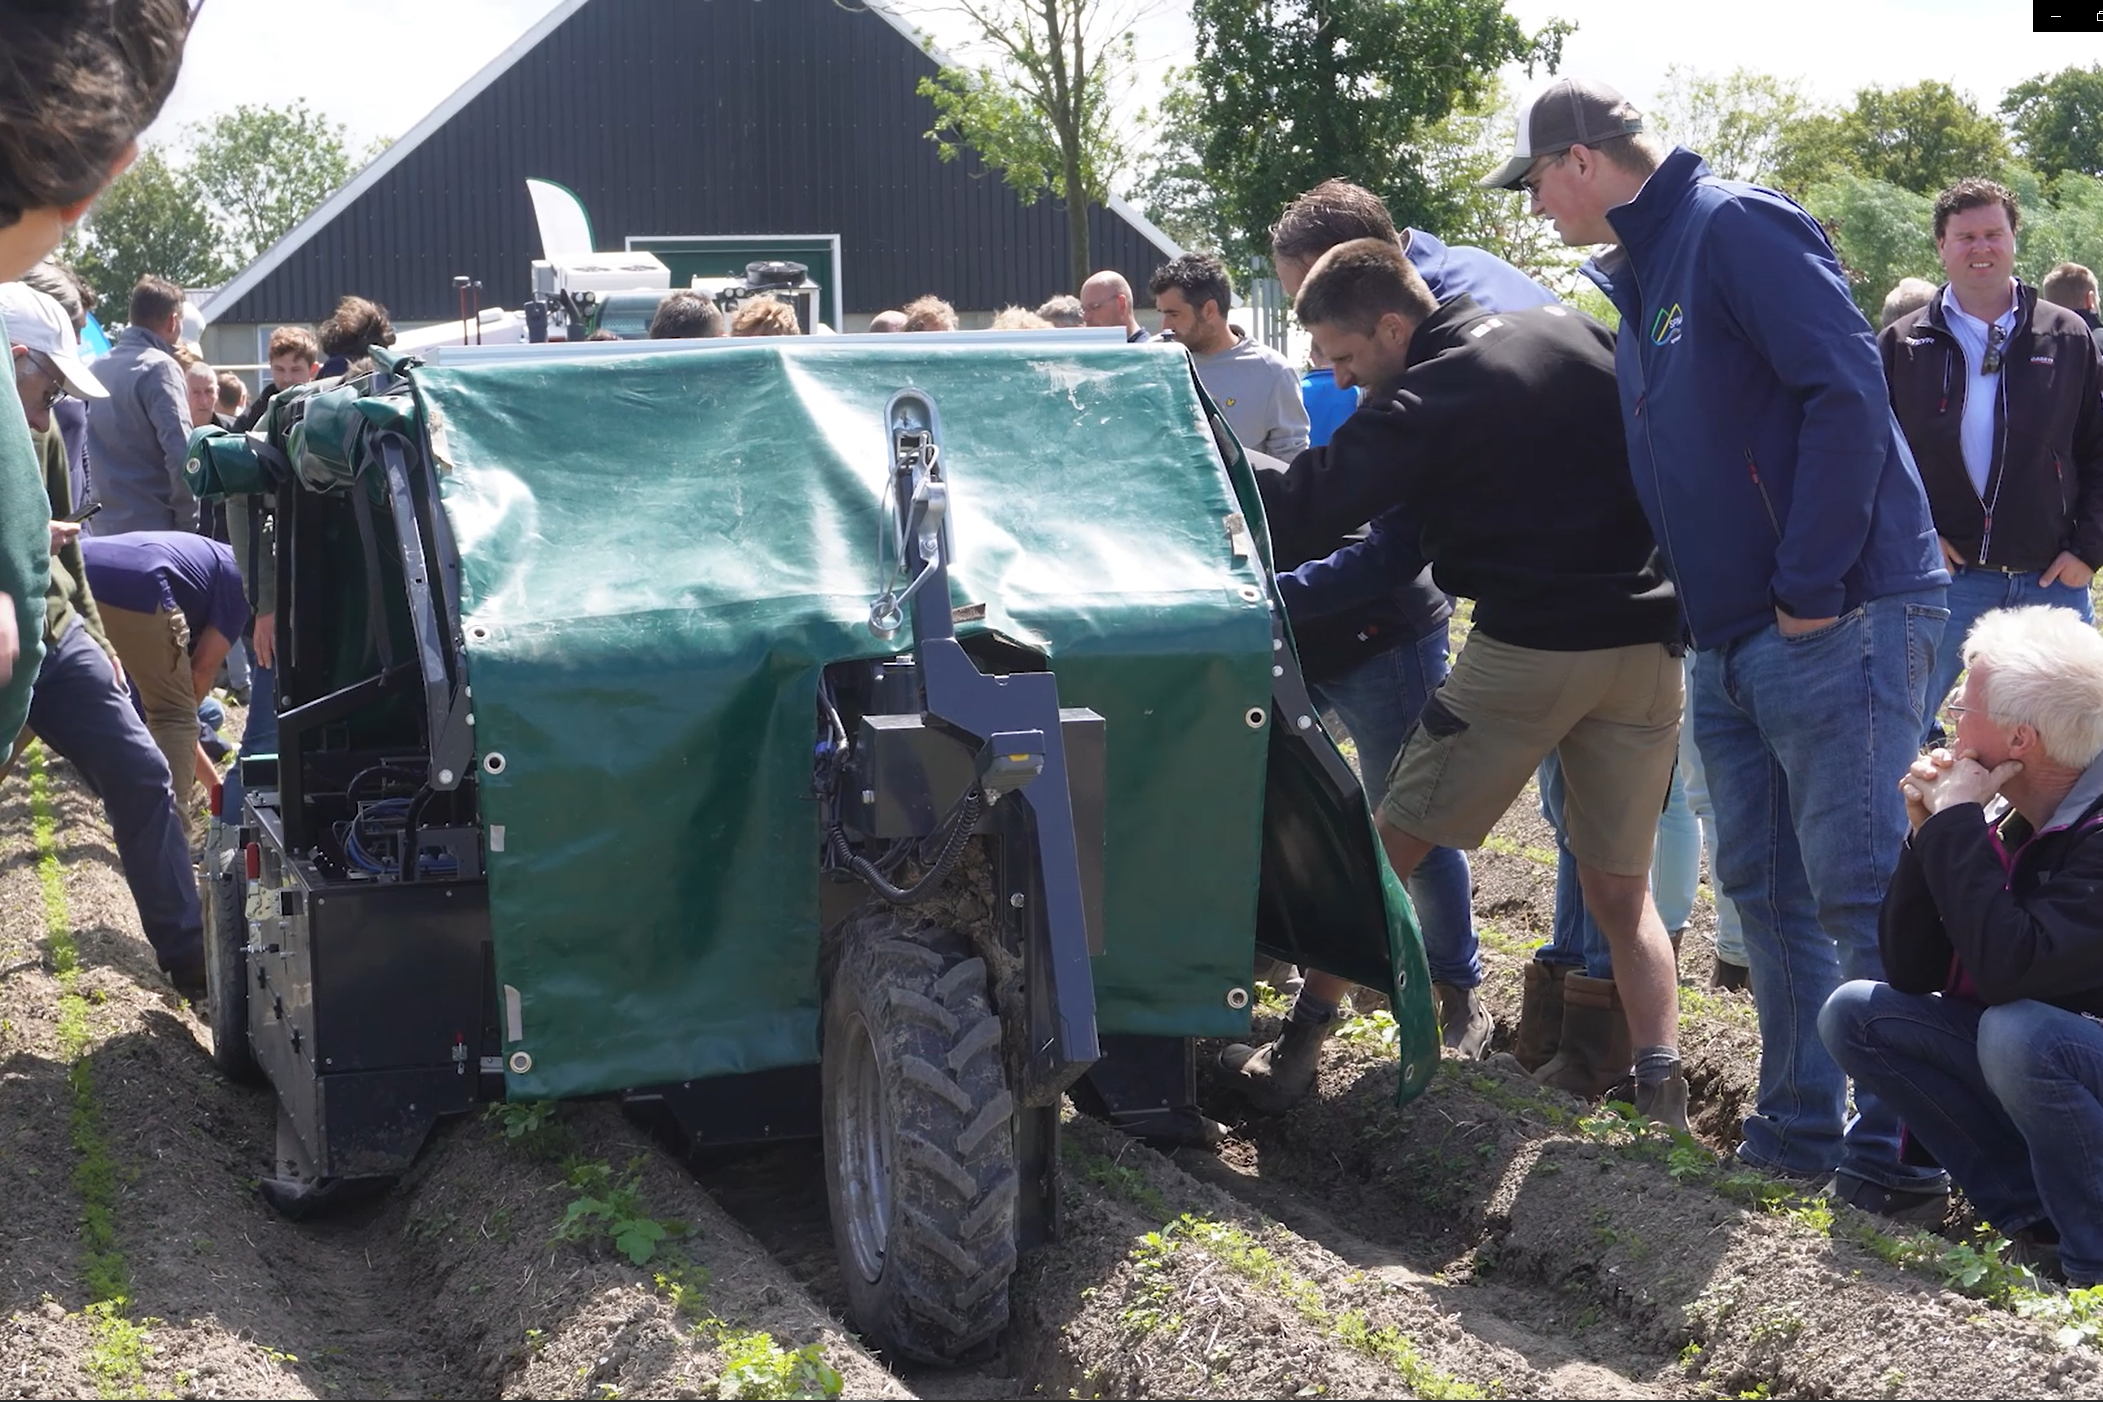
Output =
[{"x1": 1481, "y1": 79, "x2": 1647, "y2": 190}]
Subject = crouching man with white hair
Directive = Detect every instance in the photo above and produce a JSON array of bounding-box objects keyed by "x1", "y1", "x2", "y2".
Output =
[{"x1": 1821, "y1": 605, "x2": 2103, "y2": 1282}]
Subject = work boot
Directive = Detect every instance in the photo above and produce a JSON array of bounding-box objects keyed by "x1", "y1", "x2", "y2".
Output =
[
  {"x1": 1513, "y1": 961, "x2": 1567, "y2": 1072},
  {"x1": 1710, "y1": 953, "x2": 1750, "y2": 992},
  {"x1": 1635, "y1": 1072, "x2": 1691, "y2": 1133},
  {"x1": 1531, "y1": 973, "x2": 1633, "y2": 1099},
  {"x1": 1220, "y1": 1012, "x2": 1335, "y2": 1114},
  {"x1": 1434, "y1": 982, "x2": 1492, "y2": 1059}
]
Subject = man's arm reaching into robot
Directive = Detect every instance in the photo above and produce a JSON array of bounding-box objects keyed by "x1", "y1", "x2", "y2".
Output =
[{"x1": 1276, "y1": 503, "x2": 1429, "y2": 621}]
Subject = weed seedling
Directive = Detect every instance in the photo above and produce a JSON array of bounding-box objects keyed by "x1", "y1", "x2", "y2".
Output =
[
  {"x1": 714, "y1": 1331, "x2": 843, "y2": 1400},
  {"x1": 554, "y1": 1159, "x2": 687, "y2": 1265}
]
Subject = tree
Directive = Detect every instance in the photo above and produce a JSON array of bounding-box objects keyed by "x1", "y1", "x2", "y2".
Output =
[
  {"x1": 916, "y1": 0, "x2": 1141, "y2": 289},
  {"x1": 1648, "y1": 66, "x2": 1808, "y2": 185},
  {"x1": 67, "y1": 149, "x2": 229, "y2": 308},
  {"x1": 1189, "y1": 0, "x2": 1568, "y2": 261},
  {"x1": 188, "y1": 101, "x2": 366, "y2": 267},
  {"x1": 1129, "y1": 67, "x2": 1241, "y2": 260},
  {"x1": 1405, "y1": 81, "x2": 1578, "y2": 291},
  {"x1": 2001, "y1": 64, "x2": 2103, "y2": 181},
  {"x1": 1774, "y1": 81, "x2": 2009, "y2": 199},
  {"x1": 1802, "y1": 174, "x2": 1937, "y2": 320}
]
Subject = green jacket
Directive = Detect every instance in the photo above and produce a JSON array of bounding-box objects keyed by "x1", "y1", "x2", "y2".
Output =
[
  {"x1": 0, "y1": 308, "x2": 51, "y2": 737},
  {"x1": 38, "y1": 425, "x2": 105, "y2": 650}
]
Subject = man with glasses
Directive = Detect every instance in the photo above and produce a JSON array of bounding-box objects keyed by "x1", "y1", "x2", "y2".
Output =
[
  {"x1": 1881, "y1": 178, "x2": 2103, "y2": 747},
  {"x1": 1078, "y1": 270, "x2": 1151, "y2": 342},
  {"x1": 3, "y1": 281, "x2": 206, "y2": 1002}
]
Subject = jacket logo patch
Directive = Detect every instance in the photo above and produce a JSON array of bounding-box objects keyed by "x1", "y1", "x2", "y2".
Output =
[
  {"x1": 2031, "y1": 355, "x2": 2056, "y2": 365},
  {"x1": 1905, "y1": 335, "x2": 1934, "y2": 346},
  {"x1": 1650, "y1": 304, "x2": 1684, "y2": 346}
]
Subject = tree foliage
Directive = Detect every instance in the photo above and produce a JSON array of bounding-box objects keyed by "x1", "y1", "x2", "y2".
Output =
[
  {"x1": 1406, "y1": 81, "x2": 1578, "y2": 291},
  {"x1": 1803, "y1": 174, "x2": 1937, "y2": 319},
  {"x1": 1130, "y1": 67, "x2": 1240, "y2": 259},
  {"x1": 1649, "y1": 66, "x2": 1808, "y2": 185},
  {"x1": 1188, "y1": 0, "x2": 1568, "y2": 265},
  {"x1": 916, "y1": 0, "x2": 1140, "y2": 289},
  {"x1": 2000, "y1": 64, "x2": 2103, "y2": 181},
  {"x1": 188, "y1": 101, "x2": 367, "y2": 266},
  {"x1": 1773, "y1": 81, "x2": 2008, "y2": 198},
  {"x1": 66, "y1": 149, "x2": 229, "y2": 307}
]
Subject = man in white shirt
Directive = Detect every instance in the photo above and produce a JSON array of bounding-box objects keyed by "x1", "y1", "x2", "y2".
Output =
[
  {"x1": 1148, "y1": 253, "x2": 1309, "y2": 457},
  {"x1": 1879, "y1": 177, "x2": 2103, "y2": 749}
]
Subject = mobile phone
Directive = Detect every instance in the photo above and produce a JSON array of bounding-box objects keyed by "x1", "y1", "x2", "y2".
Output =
[{"x1": 63, "y1": 501, "x2": 101, "y2": 525}]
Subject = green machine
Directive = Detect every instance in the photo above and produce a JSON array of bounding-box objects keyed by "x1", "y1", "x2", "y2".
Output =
[{"x1": 188, "y1": 332, "x2": 1436, "y2": 1364}]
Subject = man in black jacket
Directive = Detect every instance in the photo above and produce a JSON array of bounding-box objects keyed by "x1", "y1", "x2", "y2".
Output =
[
  {"x1": 1224, "y1": 239, "x2": 1689, "y2": 1126},
  {"x1": 1822, "y1": 605, "x2": 2103, "y2": 1275},
  {"x1": 1881, "y1": 179, "x2": 2103, "y2": 746}
]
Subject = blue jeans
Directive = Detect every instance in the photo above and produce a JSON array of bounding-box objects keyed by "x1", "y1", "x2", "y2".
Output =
[
  {"x1": 1823, "y1": 983, "x2": 2103, "y2": 1284},
  {"x1": 1677, "y1": 665, "x2": 1746, "y2": 967},
  {"x1": 1535, "y1": 752, "x2": 1615, "y2": 978},
  {"x1": 1310, "y1": 623, "x2": 1482, "y2": 988},
  {"x1": 27, "y1": 625, "x2": 204, "y2": 972},
  {"x1": 1921, "y1": 567, "x2": 2094, "y2": 746},
  {"x1": 1692, "y1": 589, "x2": 1948, "y2": 1189},
  {"x1": 242, "y1": 661, "x2": 276, "y2": 756}
]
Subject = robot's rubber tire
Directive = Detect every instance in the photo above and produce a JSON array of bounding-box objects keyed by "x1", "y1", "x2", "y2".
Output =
[
  {"x1": 202, "y1": 865, "x2": 264, "y2": 1086},
  {"x1": 822, "y1": 906, "x2": 1018, "y2": 1365}
]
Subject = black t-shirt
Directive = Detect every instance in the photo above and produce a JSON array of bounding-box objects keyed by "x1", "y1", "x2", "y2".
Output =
[{"x1": 1259, "y1": 297, "x2": 1680, "y2": 653}]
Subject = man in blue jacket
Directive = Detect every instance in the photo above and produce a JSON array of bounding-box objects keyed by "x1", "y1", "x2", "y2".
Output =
[{"x1": 1489, "y1": 78, "x2": 1953, "y2": 1220}]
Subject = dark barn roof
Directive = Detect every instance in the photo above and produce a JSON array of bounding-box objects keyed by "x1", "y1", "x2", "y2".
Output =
[{"x1": 205, "y1": 0, "x2": 1179, "y2": 326}]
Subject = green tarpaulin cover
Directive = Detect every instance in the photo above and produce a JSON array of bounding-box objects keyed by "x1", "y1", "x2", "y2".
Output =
[{"x1": 296, "y1": 336, "x2": 1433, "y2": 1105}]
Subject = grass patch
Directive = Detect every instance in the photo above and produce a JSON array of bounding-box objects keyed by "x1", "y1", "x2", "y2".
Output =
[
  {"x1": 28, "y1": 745, "x2": 145, "y2": 1394},
  {"x1": 1478, "y1": 833, "x2": 1557, "y2": 868},
  {"x1": 1120, "y1": 1215, "x2": 1485, "y2": 1398}
]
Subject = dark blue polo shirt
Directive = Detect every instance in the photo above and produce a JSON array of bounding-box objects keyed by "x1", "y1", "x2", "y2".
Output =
[{"x1": 79, "y1": 531, "x2": 250, "y2": 648}]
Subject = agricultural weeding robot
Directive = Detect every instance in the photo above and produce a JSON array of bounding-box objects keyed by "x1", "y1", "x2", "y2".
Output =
[{"x1": 187, "y1": 332, "x2": 1437, "y2": 1363}]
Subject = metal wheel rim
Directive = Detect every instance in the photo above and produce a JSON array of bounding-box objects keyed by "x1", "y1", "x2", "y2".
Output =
[{"x1": 838, "y1": 1009, "x2": 891, "y2": 1283}]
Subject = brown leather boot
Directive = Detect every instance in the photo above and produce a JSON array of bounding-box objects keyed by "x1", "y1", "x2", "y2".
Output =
[
  {"x1": 1531, "y1": 973, "x2": 1634, "y2": 1099},
  {"x1": 1434, "y1": 983, "x2": 1492, "y2": 1058},
  {"x1": 1512, "y1": 961, "x2": 1567, "y2": 1072}
]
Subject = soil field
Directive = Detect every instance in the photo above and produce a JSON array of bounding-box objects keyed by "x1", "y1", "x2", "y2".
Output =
[{"x1": 2, "y1": 719, "x2": 2098, "y2": 1399}]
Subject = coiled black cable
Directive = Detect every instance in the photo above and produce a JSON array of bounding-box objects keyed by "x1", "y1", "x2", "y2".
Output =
[{"x1": 829, "y1": 786, "x2": 984, "y2": 904}]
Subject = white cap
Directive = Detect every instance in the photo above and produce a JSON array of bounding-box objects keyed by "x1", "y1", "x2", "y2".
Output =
[{"x1": 0, "y1": 282, "x2": 107, "y2": 399}]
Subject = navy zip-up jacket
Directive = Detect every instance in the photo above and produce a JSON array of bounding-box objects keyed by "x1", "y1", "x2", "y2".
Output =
[
  {"x1": 1279, "y1": 230, "x2": 1558, "y2": 621},
  {"x1": 1581, "y1": 148, "x2": 1947, "y2": 649}
]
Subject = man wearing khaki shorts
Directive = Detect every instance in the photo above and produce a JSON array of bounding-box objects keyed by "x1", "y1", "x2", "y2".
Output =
[{"x1": 1230, "y1": 238, "x2": 1689, "y2": 1127}]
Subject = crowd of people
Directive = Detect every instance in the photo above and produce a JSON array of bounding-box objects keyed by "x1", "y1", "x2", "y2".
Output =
[{"x1": 5, "y1": 3, "x2": 2103, "y2": 1297}]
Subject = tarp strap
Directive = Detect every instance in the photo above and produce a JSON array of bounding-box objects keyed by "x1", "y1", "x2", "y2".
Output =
[{"x1": 349, "y1": 473, "x2": 397, "y2": 673}]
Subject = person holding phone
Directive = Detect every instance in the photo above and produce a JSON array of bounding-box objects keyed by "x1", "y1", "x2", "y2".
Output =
[{"x1": 2, "y1": 280, "x2": 205, "y2": 1001}]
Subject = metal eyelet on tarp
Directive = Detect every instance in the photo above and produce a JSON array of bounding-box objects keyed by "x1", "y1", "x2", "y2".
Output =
[
  {"x1": 483, "y1": 751, "x2": 507, "y2": 776},
  {"x1": 1244, "y1": 707, "x2": 1266, "y2": 729}
]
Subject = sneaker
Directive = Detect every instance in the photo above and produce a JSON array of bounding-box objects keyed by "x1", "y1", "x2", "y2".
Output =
[{"x1": 1825, "y1": 1170, "x2": 1950, "y2": 1227}]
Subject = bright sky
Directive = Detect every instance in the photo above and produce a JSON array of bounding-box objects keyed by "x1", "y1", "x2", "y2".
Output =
[{"x1": 149, "y1": 0, "x2": 2103, "y2": 180}]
